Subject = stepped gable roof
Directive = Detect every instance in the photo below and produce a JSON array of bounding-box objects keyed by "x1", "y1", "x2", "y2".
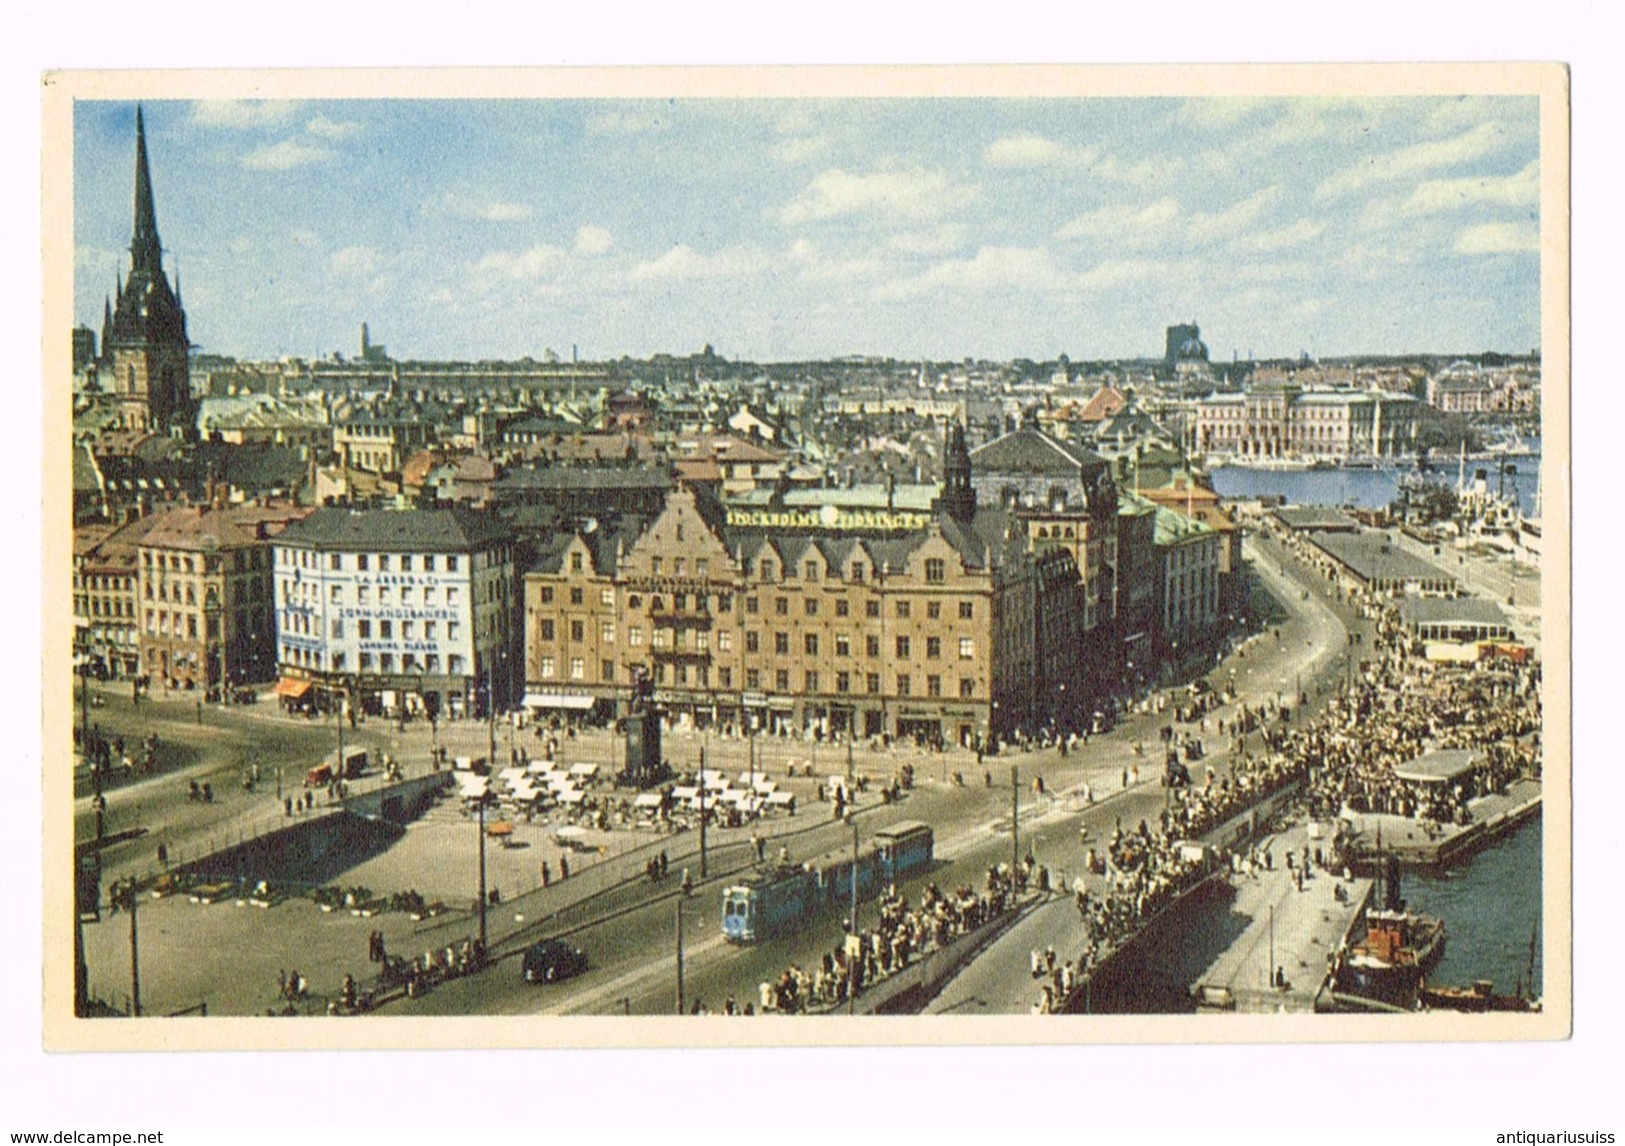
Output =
[{"x1": 279, "y1": 505, "x2": 511, "y2": 553}]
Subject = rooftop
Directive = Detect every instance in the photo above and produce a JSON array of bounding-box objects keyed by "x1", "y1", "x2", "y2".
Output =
[{"x1": 279, "y1": 505, "x2": 511, "y2": 553}]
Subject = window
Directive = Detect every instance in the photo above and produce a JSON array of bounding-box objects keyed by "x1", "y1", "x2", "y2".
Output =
[
  {"x1": 330, "y1": 584, "x2": 342, "y2": 603},
  {"x1": 804, "y1": 597, "x2": 819, "y2": 616},
  {"x1": 379, "y1": 555, "x2": 390, "y2": 572},
  {"x1": 927, "y1": 675, "x2": 942, "y2": 698},
  {"x1": 718, "y1": 667, "x2": 731, "y2": 688},
  {"x1": 424, "y1": 587, "x2": 437, "y2": 605},
  {"x1": 745, "y1": 596, "x2": 759, "y2": 614},
  {"x1": 628, "y1": 595, "x2": 641, "y2": 609},
  {"x1": 652, "y1": 629, "x2": 668, "y2": 649},
  {"x1": 959, "y1": 637, "x2": 975, "y2": 659},
  {"x1": 449, "y1": 654, "x2": 464, "y2": 674},
  {"x1": 675, "y1": 559, "x2": 686, "y2": 577},
  {"x1": 896, "y1": 600, "x2": 910, "y2": 619},
  {"x1": 805, "y1": 670, "x2": 819, "y2": 692},
  {"x1": 331, "y1": 619, "x2": 344, "y2": 639},
  {"x1": 851, "y1": 563, "x2": 865, "y2": 583},
  {"x1": 775, "y1": 597, "x2": 789, "y2": 616},
  {"x1": 927, "y1": 601, "x2": 941, "y2": 619},
  {"x1": 601, "y1": 620, "x2": 616, "y2": 643},
  {"x1": 602, "y1": 660, "x2": 615, "y2": 681},
  {"x1": 835, "y1": 634, "x2": 850, "y2": 657},
  {"x1": 651, "y1": 557, "x2": 663, "y2": 576},
  {"x1": 402, "y1": 620, "x2": 414, "y2": 640},
  {"x1": 447, "y1": 622, "x2": 460, "y2": 641},
  {"x1": 380, "y1": 653, "x2": 394, "y2": 673},
  {"x1": 866, "y1": 600, "x2": 881, "y2": 618},
  {"x1": 866, "y1": 672, "x2": 880, "y2": 694},
  {"x1": 960, "y1": 677, "x2": 976, "y2": 699},
  {"x1": 540, "y1": 619, "x2": 555, "y2": 641},
  {"x1": 718, "y1": 593, "x2": 733, "y2": 613},
  {"x1": 745, "y1": 631, "x2": 759, "y2": 653},
  {"x1": 570, "y1": 587, "x2": 584, "y2": 605},
  {"x1": 330, "y1": 554, "x2": 341, "y2": 571},
  {"x1": 959, "y1": 601, "x2": 974, "y2": 620},
  {"x1": 359, "y1": 652, "x2": 373, "y2": 670},
  {"x1": 834, "y1": 598, "x2": 849, "y2": 617},
  {"x1": 571, "y1": 552, "x2": 584, "y2": 573},
  {"x1": 358, "y1": 619, "x2": 371, "y2": 639},
  {"x1": 380, "y1": 620, "x2": 393, "y2": 639},
  {"x1": 570, "y1": 620, "x2": 585, "y2": 642},
  {"x1": 761, "y1": 561, "x2": 775, "y2": 581},
  {"x1": 332, "y1": 652, "x2": 346, "y2": 671},
  {"x1": 379, "y1": 586, "x2": 392, "y2": 606},
  {"x1": 540, "y1": 587, "x2": 554, "y2": 604},
  {"x1": 695, "y1": 632, "x2": 709, "y2": 653},
  {"x1": 897, "y1": 673, "x2": 911, "y2": 696},
  {"x1": 402, "y1": 653, "x2": 417, "y2": 671},
  {"x1": 866, "y1": 634, "x2": 880, "y2": 657},
  {"x1": 746, "y1": 669, "x2": 761, "y2": 690},
  {"x1": 447, "y1": 587, "x2": 460, "y2": 605},
  {"x1": 775, "y1": 669, "x2": 790, "y2": 691},
  {"x1": 601, "y1": 588, "x2": 614, "y2": 607},
  {"x1": 426, "y1": 655, "x2": 439, "y2": 672},
  {"x1": 629, "y1": 626, "x2": 643, "y2": 647},
  {"x1": 570, "y1": 657, "x2": 585, "y2": 680},
  {"x1": 717, "y1": 630, "x2": 732, "y2": 652},
  {"x1": 804, "y1": 561, "x2": 818, "y2": 581},
  {"x1": 925, "y1": 558, "x2": 945, "y2": 584},
  {"x1": 804, "y1": 633, "x2": 819, "y2": 656},
  {"x1": 895, "y1": 636, "x2": 911, "y2": 658},
  {"x1": 774, "y1": 632, "x2": 789, "y2": 655},
  {"x1": 540, "y1": 656, "x2": 555, "y2": 678},
  {"x1": 446, "y1": 557, "x2": 458, "y2": 572},
  {"x1": 926, "y1": 637, "x2": 941, "y2": 659},
  {"x1": 400, "y1": 555, "x2": 413, "y2": 572}
]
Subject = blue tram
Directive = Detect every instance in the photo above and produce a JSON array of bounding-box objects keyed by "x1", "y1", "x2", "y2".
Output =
[{"x1": 721, "y1": 821, "x2": 934, "y2": 943}]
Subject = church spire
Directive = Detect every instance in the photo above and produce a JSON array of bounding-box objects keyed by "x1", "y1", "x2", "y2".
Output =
[{"x1": 130, "y1": 105, "x2": 163, "y2": 276}]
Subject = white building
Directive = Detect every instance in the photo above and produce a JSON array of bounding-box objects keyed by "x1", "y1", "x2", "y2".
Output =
[
  {"x1": 1152, "y1": 507, "x2": 1221, "y2": 650},
  {"x1": 1194, "y1": 386, "x2": 1417, "y2": 462},
  {"x1": 273, "y1": 506, "x2": 517, "y2": 720}
]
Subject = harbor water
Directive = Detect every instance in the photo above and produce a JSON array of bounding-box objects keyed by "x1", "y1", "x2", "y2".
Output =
[
  {"x1": 1210, "y1": 451, "x2": 1543, "y2": 517},
  {"x1": 1400, "y1": 814, "x2": 1544, "y2": 999}
]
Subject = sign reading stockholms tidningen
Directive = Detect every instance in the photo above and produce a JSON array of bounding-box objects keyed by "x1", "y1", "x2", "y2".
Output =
[{"x1": 41, "y1": 63, "x2": 1570, "y2": 1053}]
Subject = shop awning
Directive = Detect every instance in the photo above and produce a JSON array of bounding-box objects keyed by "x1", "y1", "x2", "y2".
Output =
[
  {"x1": 523, "y1": 692, "x2": 595, "y2": 710},
  {"x1": 274, "y1": 677, "x2": 312, "y2": 699}
]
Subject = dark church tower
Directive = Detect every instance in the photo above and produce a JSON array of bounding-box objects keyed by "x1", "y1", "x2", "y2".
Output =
[
  {"x1": 941, "y1": 420, "x2": 976, "y2": 521},
  {"x1": 103, "y1": 106, "x2": 192, "y2": 435}
]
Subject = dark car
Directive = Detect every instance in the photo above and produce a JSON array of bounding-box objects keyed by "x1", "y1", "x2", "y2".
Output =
[{"x1": 522, "y1": 938, "x2": 588, "y2": 984}]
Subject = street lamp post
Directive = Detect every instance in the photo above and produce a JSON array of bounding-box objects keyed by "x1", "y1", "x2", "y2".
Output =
[
  {"x1": 476, "y1": 792, "x2": 489, "y2": 951},
  {"x1": 848, "y1": 813, "x2": 859, "y2": 1016},
  {"x1": 698, "y1": 744, "x2": 708, "y2": 879},
  {"x1": 675, "y1": 892, "x2": 686, "y2": 1015},
  {"x1": 1011, "y1": 764, "x2": 1020, "y2": 886}
]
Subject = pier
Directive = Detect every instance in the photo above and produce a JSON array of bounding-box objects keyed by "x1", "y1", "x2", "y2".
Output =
[
  {"x1": 1343, "y1": 778, "x2": 1542, "y2": 869},
  {"x1": 1191, "y1": 818, "x2": 1373, "y2": 1014}
]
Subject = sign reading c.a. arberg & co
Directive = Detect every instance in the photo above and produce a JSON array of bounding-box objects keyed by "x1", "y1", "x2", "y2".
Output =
[{"x1": 725, "y1": 505, "x2": 931, "y2": 533}]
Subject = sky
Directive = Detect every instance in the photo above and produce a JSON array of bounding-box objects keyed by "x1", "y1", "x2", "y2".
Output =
[{"x1": 73, "y1": 95, "x2": 1541, "y2": 364}]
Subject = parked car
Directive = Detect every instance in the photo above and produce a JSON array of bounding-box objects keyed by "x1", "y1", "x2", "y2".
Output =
[{"x1": 522, "y1": 938, "x2": 588, "y2": 984}]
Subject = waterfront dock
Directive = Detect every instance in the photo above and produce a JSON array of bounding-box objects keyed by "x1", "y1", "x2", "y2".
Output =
[
  {"x1": 1343, "y1": 778, "x2": 1542, "y2": 869},
  {"x1": 1191, "y1": 820, "x2": 1372, "y2": 1014}
]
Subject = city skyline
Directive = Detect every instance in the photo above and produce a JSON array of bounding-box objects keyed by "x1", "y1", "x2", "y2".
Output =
[{"x1": 74, "y1": 95, "x2": 1541, "y2": 366}]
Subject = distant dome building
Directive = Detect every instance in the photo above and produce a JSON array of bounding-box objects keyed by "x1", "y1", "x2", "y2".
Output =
[{"x1": 1165, "y1": 322, "x2": 1210, "y2": 365}]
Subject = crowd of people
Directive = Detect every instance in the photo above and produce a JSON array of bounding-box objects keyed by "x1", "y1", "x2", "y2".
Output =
[{"x1": 755, "y1": 868, "x2": 1021, "y2": 1014}]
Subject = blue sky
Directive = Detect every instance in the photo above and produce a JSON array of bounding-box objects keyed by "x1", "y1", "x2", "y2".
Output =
[{"x1": 73, "y1": 96, "x2": 1541, "y2": 363}]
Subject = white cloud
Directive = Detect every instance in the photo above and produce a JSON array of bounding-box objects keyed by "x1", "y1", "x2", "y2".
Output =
[
  {"x1": 786, "y1": 238, "x2": 884, "y2": 283},
  {"x1": 434, "y1": 190, "x2": 533, "y2": 222},
  {"x1": 306, "y1": 114, "x2": 362, "y2": 141},
  {"x1": 329, "y1": 246, "x2": 382, "y2": 279},
  {"x1": 1056, "y1": 197, "x2": 1181, "y2": 240},
  {"x1": 780, "y1": 168, "x2": 978, "y2": 226},
  {"x1": 1188, "y1": 185, "x2": 1284, "y2": 244},
  {"x1": 875, "y1": 245, "x2": 1073, "y2": 301},
  {"x1": 470, "y1": 244, "x2": 569, "y2": 281},
  {"x1": 1455, "y1": 221, "x2": 1539, "y2": 255},
  {"x1": 887, "y1": 224, "x2": 968, "y2": 256},
  {"x1": 630, "y1": 244, "x2": 764, "y2": 282},
  {"x1": 1402, "y1": 160, "x2": 1539, "y2": 214},
  {"x1": 574, "y1": 225, "x2": 614, "y2": 256},
  {"x1": 241, "y1": 138, "x2": 337, "y2": 171},
  {"x1": 984, "y1": 132, "x2": 1070, "y2": 168},
  {"x1": 1316, "y1": 121, "x2": 1509, "y2": 200},
  {"x1": 587, "y1": 106, "x2": 672, "y2": 136},
  {"x1": 191, "y1": 100, "x2": 301, "y2": 129},
  {"x1": 771, "y1": 135, "x2": 829, "y2": 165},
  {"x1": 1237, "y1": 218, "x2": 1326, "y2": 253}
]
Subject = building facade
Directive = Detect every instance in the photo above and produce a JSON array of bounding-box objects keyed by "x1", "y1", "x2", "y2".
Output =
[
  {"x1": 1194, "y1": 387, "x2": 1417, "y2": 462},
  {"x1": 136, "y1": 504, "x2": 310, "y2": 692},
  {"x1": 1152, "y1": 506, "x2": 1222, "y2": 659},
  {"x1": 523, "y1": 481, "x2": 1084, "y2": 748},
  {"x1": 273, "y1": 506, "x2": 518, "y2": 720}
]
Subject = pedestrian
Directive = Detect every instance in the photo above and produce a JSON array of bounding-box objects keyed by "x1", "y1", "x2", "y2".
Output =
[
  {"x1": 156, "y1": 842, "x2": 168, "y2": 867},
  {"x1": 1122, "y1": 766, "x2": 1129, "y2": 790},
  {"x1": 559, "y1": 855, "x2": 569, "y2": 880},
  {"x1": 541, "y1": 861, "x2": 551, "y2": 887}
]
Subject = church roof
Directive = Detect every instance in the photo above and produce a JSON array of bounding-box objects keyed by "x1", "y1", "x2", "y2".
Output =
[{"x1": 969, "y1": 426, "x2": 1110, "y2": 476}]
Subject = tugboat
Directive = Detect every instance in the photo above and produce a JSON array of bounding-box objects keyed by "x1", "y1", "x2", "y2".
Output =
[
  {"x1": 1420, "y1": 926, "x2": 1541, "y2": 1014},
  {"x1": 1327, "y1": 854, "x2": 1445, "y2": 1011}
]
